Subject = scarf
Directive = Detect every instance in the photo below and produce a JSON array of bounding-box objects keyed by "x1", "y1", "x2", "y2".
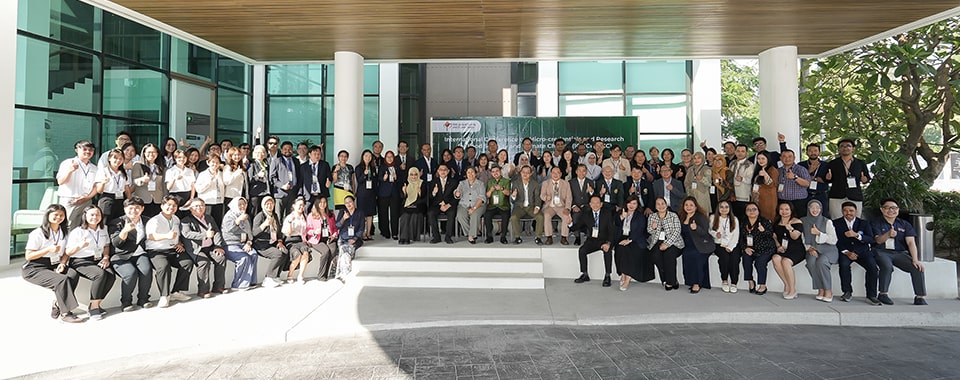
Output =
[
  {"x1": 801, "y1": 199, "x2": 829, "y2": 245},
  {"x1": 712, "y1": 158, "x2": 730, "y2": 188},
  {"x1": 404, "y1": 168, "x2": 422, "y2": 207}
]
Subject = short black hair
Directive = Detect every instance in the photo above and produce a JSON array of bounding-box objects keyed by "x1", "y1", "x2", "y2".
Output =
[
  {"x1": 124, "y1": 196, "x2": 145, "y2": 207},
  {"x1": 220, "y1": 139, "x2": 233, "y2": 145},
  {"x1": 752, "y1": 137, "x2": 767, "y2": 144},
  {"x1": 280, "y1": 141, "x2": 294, "y2": 149},
  {"x1": 723, "y1": 141, "x2": 736, "y2": 148},
  {"x1": 879, "y1": 198, "x2": 899, "y2": 207},
  {"x1": 74, "y1": 140, "x2": 95, "y2": 149},
  {"x1": 116, "y1": 131, "x2": 133, "y2": 139},
  {"x1": 841, "y1": 201, "x2": 857, "y2": 210},
  {"x1": 309, "y1": 145, "x2": 322, "y2": 153},
  {"x1": 838, "y1": 138, "x2": 857, "y2": 147},
  {"x1": 806, "y1": 143, "x2": 820, "y2": 150},
  {"x1": 554, "y1": 138, "x2": 565, "y2": 144}
]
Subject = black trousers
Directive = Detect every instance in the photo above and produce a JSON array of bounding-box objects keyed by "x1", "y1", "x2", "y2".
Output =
[
  {"x1": 148, "y1": 249, "x2": 193, "y2": 296},
  {"x1": 484, "y1": 208, "x2": 511, "y2": 238},
  {"x1": 277, "y1": 194, "x2": 296, "y2": 220},
  {"x1": 715, "y1": 243, "x2": 742, "y2": 284},
  {"x1": 111, "y1": 255, "x2": 152, "y2": 307},
  {"x1": 428, "y1": 206, "x2": 457, "y2": 240},
  {"x1": 651, "y1": 243, "x2": 680, "y2": 286},
  {"x1": 839, "y1": 250, "x2": 879, "y2": 298},
  {"x1": 578, "y1": 238, "x2": 612, "y2": 274},
  {"x1": 22, "y1": 261, "x2": 80, "y2": 314},
  {"x1": 194, "y1": 247, "x2": 226, "y2": 294},
  {"x1": 377, "y1": 196, "x2": 402, "y2": 238},
  {"x1": 255, "y1": 244, "x2": 288, "y2": 279},
  {"x1": 68, "y1": 257, "x2": 116, "y2": 300},
  {"x1": 877, "y1": 249, "x2": 926, "y2": 297}
]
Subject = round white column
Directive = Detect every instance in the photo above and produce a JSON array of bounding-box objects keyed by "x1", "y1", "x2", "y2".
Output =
[
  {"x1": 334, "y1": 51, "x2": 364, "y2": 161},
  {"x1": 758, "y1": 46, "x2": 800, "y2": 148}
]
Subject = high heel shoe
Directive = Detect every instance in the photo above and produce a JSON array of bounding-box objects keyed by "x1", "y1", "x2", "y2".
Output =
[
  {"x1": 756, "y1": 287, "x2": 767, "y2": 295},
  {"x1": 748, "y1": 281, "x2": 757, "y2": 294}
]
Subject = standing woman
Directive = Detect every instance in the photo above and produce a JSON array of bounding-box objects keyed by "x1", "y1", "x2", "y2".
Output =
[
  {"x1": 23, "y1": 205, "x2": 85, "y2": 322},
  {"x1": 354, "y1": 149, "x2": 378, "y2": 240},
  {"x1": 802, "y1": 199, "x2": 839, "y2": 302},
  {"x1": 332, "y1": 150, "x2": 356, "y2": 209},
  {"x1": 538, "y1": 151, "x2": 556, "y2": 182},
  {"x1": 95, "y1": 148, "x2": 132, "y2": 222},
  {"x1": 304, "y1": 197, "x2": 338, "y2": 281},
  {"x1": 162, "y1": 137, "x2": 179, "y2": 168},
  {"x1": 398, "y1": 167, "x2": 428, "y2": 244},
  {"x1": 684, "y1": 152, "x2": 712, "y2": 214},
  {"x1": 710, "y1": 155, "x2": 734, "y2": 214},
  {"x1": 662, "y1": 149, "x2": 683, "y2": 180},
  {"x1": 647, "y1": 197, "x2": 683, "y2": 291},
  {"x1": 710, "y1": 201, "x2": 741, "y2": 293},
  {"x1": 377, "y1": 151, "x2": 402, "y2": 240},
  {"x1": 282, "y1": 197, "x2": 311, "y2": 283},
  {"x1": 130, "y1": 143, "x2": 166, "y2": 219},
  {"x1": 475, "y1": 154, "x2": 492, "y2": 185},
  {"x1": 648, "y1": 147, "x2": 662, "y2": 179},
  {"x1": 752, "y1": 151, "x2": 779, "y2": 221},
  {"x1": 335, "y1": 195, "x2": 365, "y2": 282},
  {"x1": 741, "y1": 202, "x2": 775, "y2": 295},
  {"x1": 251, "y1": 196, "x2": 287, "y2": 288},
  {"x1": 772, "y1": 202, "x2": 805, "y2": 299},
  {"x1": 247, "y1": 145, "x2": 272, "y2": 218},
  {"x1": 195, "y1": 155, "x2": 226, "y2": 226},
  {"x1": 121, "y1": 142, "x2": 139, "y2": 182},
  {"x1": 166, "y1": 150, "x2": 196, "y2": 219},
  {"x1": 497, "y1": 149, "x2": 515, "y2": 179},
  {"x1": 185, "y1": 148, "x2": 202, "y2": 170},
  {"x1": 679, "y1": 196, "x2": 714, "y2": 293},
  {"x1": 615, "y1": 195, "x2": 653, "y2": 291},
  {"x1": 63, "y1": 205, "x2": 115, "y2": 319},
  {"x1": 222, "y1": 147, "x2": 247, "y2": 214},
  {"x1": 630, "y1": 151, "x2": 655, "y2": 182},
  {"x1": 222, "y1": 197, "x2": 259, "y2": 290},
  {"x1": 559, "y1": 150, "x2": 577, "y2": 181},
  {"x1": 109, "y1": 197, "x2": 154, "y2": 311}
]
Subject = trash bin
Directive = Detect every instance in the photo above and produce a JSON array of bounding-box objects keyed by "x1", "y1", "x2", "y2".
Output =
[{"x1": 909, "y1": 213, "x2": 935, "y2": 262}]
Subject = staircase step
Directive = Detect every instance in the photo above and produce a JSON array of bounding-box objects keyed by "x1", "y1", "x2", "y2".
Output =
[
  {"x1": 354, "y1": 259, "x2": 543, "y2": 274},
  {"x1": 355, "y1": 271, "x2": 545, "y2": 289},
  {"x1": 356, "y1": 245, "x2": 541, "y2": 260}
]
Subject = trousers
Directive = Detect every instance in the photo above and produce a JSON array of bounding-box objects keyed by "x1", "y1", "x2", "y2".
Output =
[
  {"x1": 112, "y1": 255, "x2": 152, "y2": 306},
  {"x1": 876, "y1": 249, "x2": 926, "y2": 296},
  {"x1": 838, "y1": 250, "x2": 879, "y2": 298},
  {"x1": 148, "y1": 249, "x2": 192, "y2": 296},
  {"x1": 578, "y1": 238, "x2": 612, "y2": 274}
]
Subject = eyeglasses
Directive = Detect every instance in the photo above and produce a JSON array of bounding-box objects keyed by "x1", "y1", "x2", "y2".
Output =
[
  {"x1": 882, "y1": 206, "x2": 900, "y2": 211},
  {"x1": 753, "y1": 142, "x2": 765, "y2": 146},
  {"x1": 267, "y1": 141, "x2": 278, "y2": 146}
]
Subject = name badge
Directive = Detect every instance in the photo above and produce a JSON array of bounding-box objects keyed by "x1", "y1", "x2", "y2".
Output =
[
  {"x1": 493, "y1": 194, "x2": 501, "y2": 204},
  {"x1": 321, "y1": 227, "x2": 329, "y2": 237},
  {"x1": 752, "y1": 184, "x2": 760, "y2": 192},
  {"x1": 658, "y1": 231, "x2": 666, "y2": 241},
  {"x1": 312, "y1": 174, "x2": 318, "y2": 184},
  {"x1": 347, "y1": 226, "x2": 355, "y2": 236},
  {"x1": 426, "y1": 174, "x2": 433, "y2": 182},
  {"x1": 781, "y1": 238, "x2": 788, "y2": 248},
  {"x1": 809, "y1": 181, "x2": 818, "y2": 190},
  {"x1": 746, "y1": 235, "x2": 754, "y2": 247},
  {"x1": 604, "y1": 194, "x2": 610, "y2": 203},
  {"x1": 622, "y1": 226, "x2": 630, "y2": 235},
  {"x1": 592, "y1": 227, "x2": 600, "y2": 238},
  {"x1": 691, "y1": 182, "x2": 698, "y2": 190},
  {"x1": 147, "y1": 180, "x2": 157, "y2": 192},
  {"x1": 847, "y1": 177, "x2": 857, "y2": 189},
  {"x1": 240, "y1": 233, "x2": 248, "y2": 242},
  {"x1": 366, "y1": 180, "x2": 373, "y2": 190},
  {"x1": 553, "y1": 195, "x2": 561, "y2": 206},
  {"x1": 777, "y1": 184, "x2": 784, "y2": 193},
  {"x1": 709, "y1": 186, "x2": 716, "y2": 194},
  {"x1": 115, "y1": 191, "x2": 123, "y2": 199},
  {"x1": 270, "y1": 230, "x2": 278, "y2": 243},
  {"x1": 885, "y1": 238, "x2": 895, "y2": 250}
]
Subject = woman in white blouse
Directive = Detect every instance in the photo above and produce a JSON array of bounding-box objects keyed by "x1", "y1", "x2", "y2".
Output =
[
  {"x1": 166, "y1": 150, "x2": 196, "y2": 218},
  {"x1": 23, "y1": 204, "x2": 84, "y2": 323},
  {"x1": 130, "y1": 143, "x2": 166, "y2": 219},
  {"x1": 195, "y1": 154, "x2": 226, "y2": 225},
  {"x1": 222, "y1": 147, "x2": 247, "y2": 210},
  {"x1": 63, "y1": 205, "x2": 115, "y2": 320},
  {"x1": 95, "y1": 148, "x2": 132, "y2": 222},
  {"x1": 709, "y1": 200, "x2": 741, "y2": 293},
  {"x1": 282, "y1": 197, "x2": 311, "y2": 283}
]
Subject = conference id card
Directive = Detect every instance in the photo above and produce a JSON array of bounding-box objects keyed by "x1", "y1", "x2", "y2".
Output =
[
  {"x1": 347, "y1": 226, "x2": 355, "y2": 236},
  {"x1": 658, "y1": 231, "x2": 666, "y2": 241},
  {"x1": 321, "y1": 227, "x2": 329, "y2": 237},
  {"x1": 366, "y1": 180, "x2": 373, "y2": 190},
  {"x1": 709, "y1": 186, "x2": 716, "y2": 194},
  {"x1": 604, "y1": 194, "x2": 610, "y2": 203},
  {"x1": 622, "y1": 225, "x2": 630, "y2": 235},
  {"x1": 885, "y1": 238, "x2": 895, "y2": 250},
  {"x1": 781, "y1": 238, "x2": 788, "y2": 248},
  {"x1": 426, "y1": 174, "x2": 433, "y2": 182},
  {"x1": 746, "y1": 235, "x2": 754, "y2": 247},
  {"x1": 240, "y1": 233, "x2": 247, "y2": 243},
  {"x1": 809, "y1": 181, "x2": 818, "y2": 190},
  {"x1": 493, "y1": 194, "x2": 500, "y2": 204},
  {"x1": 147, "y1": 180, "x2": 157, "y2": 192},
  {"x1": 553, "y1": 195, "x2": 561, "y2": 206},
  {"x1": 777, "y1": 184, "x2": 784, "y2": 193},
  {"x1": 847, "y1": 177, "x2": 857, "y2": 188},
  {"x1": 691, "y1": 182, "x2": 697, "y2": 190},
  {"x1": 752, "y1": 184, "x2": 760, "y2": 192},
  {"x1": 591, "y1": 227, "x2": 599, "y2": 238},
  {"x1": 270, "y1": 230, "x2": 277, "y2": 243}
]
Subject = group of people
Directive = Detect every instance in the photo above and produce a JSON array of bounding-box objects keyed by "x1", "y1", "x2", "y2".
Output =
[{"x1": 23, "y1": 131, "x2": 931, "y2": 323}]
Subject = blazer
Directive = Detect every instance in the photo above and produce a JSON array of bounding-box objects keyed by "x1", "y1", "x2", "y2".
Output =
[
  {"x1": 130, "y1": 162, "x2": 167, "y2": 204},
  {"x1": 414, "y1": 156, "x2": 438, "y2": 181},
  {"x1": 652, "y1": 178, "x2": 686, "y2": 210},
  {"x1": 269, "y1": 155, "x2": 300, "y2": 198},
  {"x1": 623, "y1": 177, "x2": 654, "y2": 212},
  {"x1": 336, "y1": 209, "x2": 365, "y2": 247},
  {"x1": 513, "y1": 151, "x2": 542, "y2": 168},
  {"x1": 446, "y1": 159, "x2": 469, "y2": 181},
  {"x1": 299, "y1": 159, "x2": 333, "y2": 202},
  {"x1": 616, "y1": 210, "x2": 649, "y2": 248},
  {"x1": 684, "y1": 213, "x2": 715, "y2": 253},
  {"x1": 511, "y1": 179, "x2": 542, "y2": 209},
  {"x1": 833, "y1": 217, "x2": 874, "y2": 256},
  {"x1": 180, "y1": 213, "x2": 226, "y2": 257},
  {"x1": 571, "y1": 207, "x2": 618, "y2": 246},
  {"x1": 429, "y1": 176, "x2": 459, "y2": 209},
  {"x1": 569, "y1": 177, "x2": 595, "y2": 208},
  {"x1": 247, "y1": 159, "x2": 271, "y2": 197},
  {"x1": 108, "y1": 216, "x2": 145, "y2": 261},
  {"x1": 595, "y1": 177, "x2": 625, "y2": 209},
  {"x1": 539, "y1": 179, "x2": 572, "y2": 209}
]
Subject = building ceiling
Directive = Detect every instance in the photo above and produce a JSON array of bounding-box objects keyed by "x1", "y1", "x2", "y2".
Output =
[{"x1": 109, "y1": 0, "x2": 960, "y2": 62}]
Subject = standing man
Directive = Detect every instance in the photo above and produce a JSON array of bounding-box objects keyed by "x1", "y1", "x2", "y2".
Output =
[
  {"x1": 269, "y1": 141, "x2": 300, "y2": 218},
  {"x1": 872, "y1": 198, "x2": 927, "y2": 306},
  {"x1": 569, "y1": 164, "x2": 595, "y2": 246},
  {"x1": 576, "y1": 143, "x2": 589, "y2": 165},
  {"x1": 372, "y1": 140, "x2": 385, "y2": 167},
  {"x1": 747, "y1": 135, "x2": 786, "y2": 167},
  {"x1": 623, "y1": 145, "x2": 637, "y2": 163},
  {"x1": 295, "y1": 142, "x2": 310, "y2": 165},
  {"x1": 265, "y1": 135, "x2": 281, "y2": 160},
  {"x1": 486, "y1": 139, "x2": 499, "y2": 163},
  {"x1": 777, "y1": 150, "x2": 812, "y2": 217},
  {"x1": 509, "y1": 165, "x2": 544, "y2": 245},
  {"x1": 98, "y1": 131, "x2": 136, "y2": 169},
  {"x1": 465, "y1": 146, "x2": 478, "y2": 168},
  {"x1": 483, "y1": 166, "x2": 512, "y2": 244},
  {"x1": 596, "y1": 166, "x2": 625, "y2": 213},
  {"x1": 833, "y1": 202, "x2": 880, "y2": 305},
  {"x1": 57, "y1": 140, "x2": 100, "y2": 228},
  {"x1": 552, "y1": 138, "x2": 566, "y2": 166},
  {"x1": 540, "y1": 167, "x2": 573, "y2": 245},
  {"x1": 395, "y1": 140, "x2": 412, "y2": 178},
  {"x1": 800, "y1": 143, "x2": 830, "y2": 217},
  {"x1": 449, "y1": 146, "x2": 469, "y2": 181},
  {"x1": 428, "y1": 165, "x2": 459, "y2": 244},
  {"x1": 513, "y1": 137, "x2": 542, "y2": 168},
  {"x1": 592, "y1": 140, "x2": 607, "y2": 162},
  {"x1": 299, "y1": 145, "x2": 333, "y2": 211},
  {"x1": 415, "y1": 143, "x2": 436, "y2": 182},
  {"x1": 602, "y1": 145, "x2": 630, "y2": 181},
  {"x1": 570, "y1": 195, "x2": 618, "y2": 287},
  {"x1": 825, "y1": 138, "x2": 871, "y2": 219},
  {"x1": 731, "y1": 144, "x2": 755, "y2": 218},
  {"x1": 652, "y1": 165, "x2": 685, "y2": 212}
]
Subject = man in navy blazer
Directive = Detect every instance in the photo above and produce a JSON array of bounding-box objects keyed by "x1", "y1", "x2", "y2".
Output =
[
  {"x1": 299, "y1": 145, "x2": 332, "y2": 209},
  {"x1": 427, "y1": 165, "x2": 460, "y2": 244},
  {"x1": 652, "y1": 165, "x2": 685, "y2": 211},
  {"x1": 414, "y1": 143, "x2": 438, "y2": 182},
  {"x1": 833, "y1": 201, "x2": 880, "y2": 305},
  {"x1": 624, "y1": 166, "x2": 655, "y2": 215},
  {"x1": 269, "y1": 141, "x2": 301, "y2": 218}
]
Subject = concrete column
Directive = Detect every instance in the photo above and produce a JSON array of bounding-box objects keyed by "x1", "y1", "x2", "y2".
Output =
[
  {"x1": 379, "y1": 63, "x2": 399, "y2": 150},
  {"x1": 758, "y1": 46, "x2": 800, "y2": 148},
  {"x1": 251, "y1": 64, "x2": 266, "y2": 142},
  {"x1": 537, "y1": 61, "x2": 559, "y2": 117},
  {"x1": 1, "y1": 0, "x2": 18, "y2": 265},
  {"x1": 334, "y1": 51, "x2": 364, "y2": 160},
  {"x1": 691, "y1": 59, "x2": 722, "y2": 148}
]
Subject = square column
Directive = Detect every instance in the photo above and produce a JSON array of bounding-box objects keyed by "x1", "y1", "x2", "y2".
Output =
[
  {"x1": 759, "y1": 46, "x2": 800, "y2": 147},
  {"x1": 0, "y1": 0, "x2": 18, "y2": 265},
  {"x1": 334, "y1": 51, "x2": 364, "y2": 160}
]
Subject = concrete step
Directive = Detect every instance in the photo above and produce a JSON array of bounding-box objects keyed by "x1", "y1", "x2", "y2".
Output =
[
  {"x1": 354, "y1": 257, "x2": 543, "y2": 274},
  {"x1": 355, "y1": 271, "x2": 545, "y2": 289},
  {"x1": 356, "y1": 244, "x2": 541, "y2": 260}
]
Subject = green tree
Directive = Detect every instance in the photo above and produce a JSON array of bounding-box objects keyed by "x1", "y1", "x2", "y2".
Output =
[
  {"x1": 800, "y1": 16, "x2": 960, "y2": 184},
  {"x1": 720, "y1": 60, "x2": 760, "y2": 145}
]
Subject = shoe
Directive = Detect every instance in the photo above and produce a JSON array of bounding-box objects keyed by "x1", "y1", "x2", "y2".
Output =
[
  {"x1": 514, "y1": 238, "x2": 522, "y2": 245},
  {"x1": 122, "y1": 304, "x2": 140, "y2": 312},
  {"x1": 60, "y1": 312, "x2": 85, "y2": 323},
  {"x1": 445, "y1": 238, "x2": 454, "y2": 244},
  {"x1": 721, "y1": 283, "x2": 730, "y2": 293},
  {"x1": 756, "y1": 288, "x2": 767, "y2": 296},
  {"x1": 820, "y1": 296, "x2": 833, "y2": 303},
  {"x1": 840, "y1": 292, "x2": 852, "y2": 302},
  {"x1": 500, "y1": 238, "x2": 509, "y2": 245},
  {"x1": 601, "y1": 276, "x2": 611, "y2": 287},
  {"x1": 88, "y1": 308, "x2": 104, "y2": 321},
  {"x1": 663, "y1": 283, "x2": 673, "y2": 291},
  {"x1": 914, "y1": 297, "x2": 928, "y2": 306},
  {"x1": 140, "y1": 301, "x2": 155, "y2": 309},
  {"x1": 815, "y1": 295, "x2": 824, "y2": 301},
  {"x1": 485, "y1": 237, "x2": 494, "y2": 244},
  {"x1": 469, "y1": 239, "x2": 476, "y2": 245},
  {"x1": 158, "y1": 296, "x2": 170, "y2": 308},
  {"x1": 201, "y1": 292, "x2": 213, "y2": 299},
  {"x1": 783, "y1": 293, "x2": 797, "y2": 300},
  {"x1": 561, "y1": 237, "x2": 569, "y2": 245},
  {"x1": 866, "y1": 297, "x2": 882, "y2": 306},
  {"x1": 535, "y1": 237, "x2": 544, "y2": 245},
  {"x1": 690, "y1": 287, "x2": 700, "y2": 294},
  {"x1": 430, "y1": 238, "x2": 441, "y2": 244},
  {"x1": 261, "y1": 277, "x2": 280, "y2": 288},
  {"x1": 392, "y1": 236, "x2": 399, "y2": 240},
  {"x1": 51, "y1": 302, "x2": 60, "y2": 320},
  {"x1": 545, "y1": 237, "x2": 553, "y2": 245},
  {"x1": 318, "y1": 276, "x2": 329, "y2": 282},
  {"x1": 878, "y1": 294, "x2": 894, "y2": 305},
  {"x1": 212, "y1": 288, "x2": 226, "y2": 294},
  {"x1": 748, "y1": 281, "x2": 756, "y2": 294},
  {"x1": 574, "y1": 237, "x2": 582, "y2": 246},
  {"x1": 730, "y1": 285, "x2": 738, "y2": 294},
  {"x1": 574, "y1": 274, "x2": 590, "y2": 283}
]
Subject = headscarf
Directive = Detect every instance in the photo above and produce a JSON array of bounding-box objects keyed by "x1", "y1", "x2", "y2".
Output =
[
  {"x1": 227, "y1": 197, "x2": 246, "y2": 216},
  {"x1": 712, "y1": 155, "x2": 730, "y2": 188},
  {"x1": 801, "y1": 199, "x2": 829, "y2": 245},
  {"x1": 585, "y1": 152, "x2": 602, "y2": 180},
  {"x1": 405, "y1": 167, "x2": 422, "y2": 208},
  {"x1": 260, "y1": 195, "x2": 279, "y2": 230}
]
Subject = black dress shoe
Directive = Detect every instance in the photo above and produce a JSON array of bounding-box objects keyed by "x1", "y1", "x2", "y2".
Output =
[
  {"x1": 430, "y1": 238, "x2": 441, "y2": 244},
  {"x1": 574, "y1": 237, "x2": 582, "y2": 246},
  {"x1": 485, "y1": 237, "x2": 494, "y2": 244},
  {"x1": 866, "y1": 296, "x2": 882, "y2": 306},
  {"x1": 445, "y1": 238, "x2": 454, "y2": 244},
  {"x1": 574, "y1": 274, "x2": 590, "y2": 283},
  {"x1": 749, "y1": 287, "x2": 757, "y2": 294},
  {"x1": 878, "y1": 294, "x2": 894, "y2": 305},
  {"x1": 602, "y1": 276, "x2": 612, "y2": 287},
  {"x1": 914, "y1": 296, "x2": 928, "y2": 306},
  {"x1": 514, "y1": 238, "x2": 522, "y2": 244},
  {"x1": 500, "y1": 238, "x2": 509, "y2": 245},
  {"x1": 535, "y1": 237, "x2": 543, "y2": 245},
  {"x1": 840, "y1": 292, "x2": 853, "y2": 302}
]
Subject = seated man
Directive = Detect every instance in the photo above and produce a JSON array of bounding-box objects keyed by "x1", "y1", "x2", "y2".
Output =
[
  {"x1": 180, "y1": 198, "x2": 227, "y2": 298},
  {"x1": 509, "y1": 165, "x2": 544, "y2": 245},
  {"x1": 569, "y1": 164, "x2": 595, "y2": 245},
  {"x1": 539, "y1": 167, "x2": 572, "y2": 245},
  {"x1": 872, "y1": 198, "x2": 927, "y2": 305},
  {"x1": 427, "y1": 165, "x2": 459, "y2": 244},
  {"x1": 484, "y1": 166, "x2": 512, "y2": 244},
  {"x1": 569, "y1": 195, "x2": 617, "y2": 287},
  {"x1": 833, "y1": 201, "x2": 880, "y2": 305}
]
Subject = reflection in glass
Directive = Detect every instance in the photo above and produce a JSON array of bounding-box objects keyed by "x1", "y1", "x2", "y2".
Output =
[
  {"x1": 103, "y1": 11, "x2": 165, "y2": 68},
  {"x1": 559, "y1": 61, "x2": 623, "y2": 94},
  {"x1": 15, "y1": 36, "x2": 98, "y2": 113},
  {"x1": 559, "y1": 95, "x2": 624, "y2": 116},
  {"x1": 630, "y1": 95, "x2": 689, "y2": 134},
  {"x1": 103, "y1": 59, "x2": 167, "y2": 121}
]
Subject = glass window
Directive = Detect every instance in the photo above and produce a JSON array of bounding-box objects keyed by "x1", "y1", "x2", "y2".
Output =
[
  {"x1": 559, "y1": 95, "x2": 624, "y2": 116},
  {"x1": 399, "y1": 64, "x2": 421, "y2": 95},
  {"x1": 101, "y1": 118, "x2": 167, "y2": 153},
  {"x1": 15, "y1": 36, "x2": 98, "y2": 114},
  {"x1": 13, "y1": 108, "x2": 96, "y2": 180},
  {"x1": 103, "y1": 59, "x2": 167, "y2": 121},
  {"x1": 18, "y1": 0, "x2": 96, "y2": 49},
  {"x1": 558, "y1": 61, "x2": 623, "y2": 94},
  {"x1": 364, "y1": 96, "x2": 379, "y2": 134},
  {"x1": 629, "y1": 95, "x2": 689, "y2": 133},
  {"x1": 102, "y1": 11, "x2": 165, "y2": 69},
  {"x1": 268, "y1": 97, "x2": 324, "y2": 135},
  {"x1": 363, "y1": 135, "x2": 380, "y2": 153},
  {"x1": 218, "y1": 56, "x2": 248, "y2": 91},
  {"x1": 273, "y1": 134, "x2": 331, "y2": 162},
  {"x1": 626, "y1": 61, "x2": 688, "y2": 93},
  {"x1": 637, "y1": 134, "x2": 691, "y2": 157},
  {"x1": 170, "y1": 37, "x2": 215, "y2": 81},
  {"x1": 517, "y1": 95, "x2": 536, "y2": 117},
  {"x1": 267, "y1": 64, "x2": 324, "y2": 95},
  {"x1": 218, "y1": 88, "x2": 249, "y2": 136}
]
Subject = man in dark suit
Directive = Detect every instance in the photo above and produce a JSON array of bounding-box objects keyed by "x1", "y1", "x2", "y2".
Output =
[
  {"x1": 269, "y1": 141, "x2": 300, "y2": 218},
  {"x1": 834, "y1": 201, "x2": 881, "y2": 305},
  {"x1": 179, "y1": 198, "x2": 227, "y2": 298},
  {"x1": 448, "y1": 146, "x2": 469, "y2": 181},
  {"x1": 509, "y1": 165, "x2": 544, "y2": 245},
  {"x1": 625, "y1": 166, "x2": 654, "y2": 215},
  {"x1": 512, "y1": 137, "x2": 542, "y2": 168},
  {"x1": 569, "y1": 195, "x2": 618, "y2": 287},
  {"x1": 569, "y1": 164, "x2": 595, "y2": 246},
  {"x1": 414, "y1": 143, "x2": 438, "y2": 182},
  {"x1": 427, "y1": 165, "x2": 459, "y2": 244},
  {"x1": 652, "y1": 165, "x2": 685, "y2": 211},
  {"x1": 395, "y1": 140, "x2": 413, "y2": 179},
  {"x1": 299, "y1": 145, "x2": 332, "y2": 210},
  {"x1": 596, "y1": 166, "x2": 625, "y2": 213}
]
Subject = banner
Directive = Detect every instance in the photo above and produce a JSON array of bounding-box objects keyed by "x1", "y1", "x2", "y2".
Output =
[{"x1": 431, "y1": 116, "x2": 638, "y2": 157}]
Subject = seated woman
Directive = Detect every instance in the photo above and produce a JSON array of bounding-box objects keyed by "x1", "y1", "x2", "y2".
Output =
[
  {"x1": 615, "y1": 195, "x2": 652, "y2": 291},
  {"x1": 398, "y1": 167, "x2": 429, "y2": 245},
  {"x1": 251, "y1": 196, "x2": 287, "y2": 288},
  {"x1": 222, "y1": 197, "x2": 259, "y2": 290},
  {"x1": 772, "y1": 202, "x2": 805, "y2": 299},
  {"x1": 803, "y1": 200, "x2": 839, "y2": 302},
  {"x1": 23, "y1": 204, "x2": 84, "y2": 323},
  {"x1": 647, "y1": 197, "x2": 683, "y2": 291},
  {"x1": 305, "y1": 197, "x2": 338, "y2": 281},
  {"x1": 679, "y1": 196, "x2": 714, "y2": 293},
  {"x1": 455, "y1": 166, "x2": 487, "y2": 243},
  {"x1": 741, "y1": 201, "x2": 775, "y2": 295},
  {"x1": 334, "y1": 195, "x2": 365, "y2": 282},
  {"x1": 709, "y1": 201, "x2": 740, "y2": 293},
  {"x1": 282, "y1": 197, "x2": 311, "y2": 283},
  {"x1": 108, "y1": 196, "x2": 154, "y2": 311},
  {"x1": 64, "y1": 205, "x2": 116, "y2": 319}
]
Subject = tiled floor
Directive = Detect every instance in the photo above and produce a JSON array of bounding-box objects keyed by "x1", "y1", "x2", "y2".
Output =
[{"x1": 28, "y1": 324, "x2": 960, "y2": 380}]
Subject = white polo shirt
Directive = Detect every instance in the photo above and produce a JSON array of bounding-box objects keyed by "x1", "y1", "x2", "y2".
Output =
[
  {"x1": 66, "y1": 226, "x2": 109, "y2": 259},
  {"x1": 145, "y1": 214, "x2": 181, "y2": 251},
  {"x1": 57, "y1": 158, "x2": 98, "y2": 198}
]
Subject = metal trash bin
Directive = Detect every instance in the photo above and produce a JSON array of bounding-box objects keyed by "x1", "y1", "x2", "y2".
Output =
[{"x1": 909, "y1": 214, "x2": 935, "y2": 262}]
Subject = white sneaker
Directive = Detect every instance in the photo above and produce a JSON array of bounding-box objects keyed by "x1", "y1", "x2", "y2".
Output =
[
  {"x1": 262, "y1": 277, "x2": 280, "y2": 288},
  {"x1": 169, "y1": 292, "x2": 191, "y2": 302},
  {"x1": 730, "y1": 285, "x2": 738, "y2": 293},
  {"x1": 158, "y1": 296, "x2": 170, "y2": 308},
  {"x1": 721, "y1": 284, "x2": 730, "y2": 293}
]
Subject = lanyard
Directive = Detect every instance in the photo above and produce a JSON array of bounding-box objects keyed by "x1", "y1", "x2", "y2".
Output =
[
  {"x1": 88, "y1": 228, "x2": 101, "y2": 247},
  {"x1": 76, "y1": 158, "x2": 92, "y2": 178}
]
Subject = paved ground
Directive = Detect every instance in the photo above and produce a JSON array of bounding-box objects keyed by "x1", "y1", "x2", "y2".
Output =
[{"x1": 22, "y1": 324, "x2": 960, "y2": 380}]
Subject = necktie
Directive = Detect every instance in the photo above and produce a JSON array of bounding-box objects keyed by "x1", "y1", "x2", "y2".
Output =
[
  {"x1": 554, "y1": 181, "x2": 559, "y2": 196},
  {"x1": 594, "y1": 211, "x2": 600, "y2": 227}
]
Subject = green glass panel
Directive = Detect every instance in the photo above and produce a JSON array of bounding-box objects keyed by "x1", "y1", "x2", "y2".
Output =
[
  {"x1": 364, "y1": 64, "x2": 379, "y2": 95},
  {"x1": 267, "y1": 64, "x2": 324, "y2": 95},
  {"x1": 218, "y1": 88, "x2": 249, "y2": 136},
  {"x1": 15, "y1": 36, "x2": 97, "y2": 113},
  {"x1": 559, "y1": 95, "x2": 624, "y2": 116},
  {"x1": 103, "y1": 59, "x2": 166, "y2": 121},
  {"x1": 626, "y1": 60, "x2": 688, "y2": 93},
  {"x1": 102, "y1": 11, "x2": 165, "y2": 69},
  {"x1": 637, "y1": 134, "x2": 691, "y2": 160},
  {"x1": 629, "y1": 95, "x2": 689, "y2": 133},
  {"x1": 18, "y1": 0, "x2": 95, "y2": 49},
  {"x1": 170, "y1": 37, "x2": 215, "y2": 81},
  {"x1": 101, "y1": 118, "x2": 167, "y2": 152},
  {"x1": 558, "y1": 61, "x2": 622, "y2": 94},
  {"x1": 364, "y1": 96, "x2": 379, "y2": 134},
  {"x1": 268, "y1": 97, "x2": 323, "y2": 135},
  {"x1": 399, "y1": 97, "x2": 420, "y2": 134},
  {"x1": 399, "y1": 64, "x2": 420, "y2": 95},
  {"x1": 218, "y1": 56, "x2": 248, "y2": 91},
  {"x1": 13, "y1": 108, "x2": 96, "y2": 180}
]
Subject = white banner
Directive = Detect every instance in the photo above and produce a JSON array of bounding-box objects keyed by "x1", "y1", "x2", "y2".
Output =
[{"x1": 431, "y1": 119, "x2": 482, "y2": 133}]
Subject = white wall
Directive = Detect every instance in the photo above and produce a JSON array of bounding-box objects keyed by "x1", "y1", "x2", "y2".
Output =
[
  {"x1": 379, "y1": 63, "x2": 400, "y2": 149},
  {"x1": 0, "y1": 0, "x2": 17, "y2": 265},
  {"x1": 691, "y1": 60, "x2": 722, "y2": 148},
  {"x1": 536, "y1": 61, "x2": 559, "y2": 117},
  {"x1": 425, "y1": 63, "x2": 511, "y2": 118}
]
